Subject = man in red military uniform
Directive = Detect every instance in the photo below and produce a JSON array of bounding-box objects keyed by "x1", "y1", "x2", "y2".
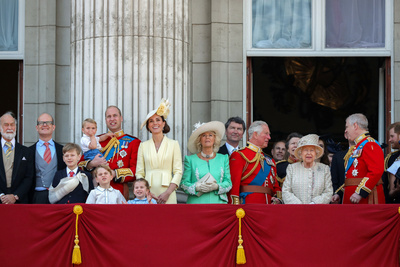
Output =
[
  {"x1": 80, "y1": 106, "x2": 141, "y2": 200},
  {"x1": 228, "y1": 121, "x2": 282, "y2": 204},
  {"x1": 332, "y1": 113, "x2": 385, "y2": 204}
]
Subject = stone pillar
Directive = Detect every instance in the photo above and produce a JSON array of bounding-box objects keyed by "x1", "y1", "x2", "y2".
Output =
[
  {"x1": 70, "y1": 0, "x2": 189, "y2": 148},
  {"x1": 24, "y1": 0, "x2": 71, "y2": 146}
]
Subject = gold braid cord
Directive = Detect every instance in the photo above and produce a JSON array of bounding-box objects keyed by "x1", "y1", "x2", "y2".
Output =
[
  {"x1": 72, "y1": 205, "x2": 83, "y2": 265},
  {"x1": 237, "y1": 151, "x2": 264, "y2": 181},
  {"x1": 236, "y1": 208, "x2": 246, "y2": 264},
  {"x1": 102, "y1": 137, "x2": 120, "y2": 159},
  {"x1": 343, "y1": 145, "x2": 355, "y2": 170}
]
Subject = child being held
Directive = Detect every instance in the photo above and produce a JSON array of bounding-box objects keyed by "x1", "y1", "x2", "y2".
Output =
[
  {"x1": 81, "y1": 118, "x2": 115, "y2": 160},
  {"x1": 127, "y1": 178, "x2": 157, "y2": 204},
  {"x1": 49, "y1": 143, "x2": 93, "y2": 204},
  {"x1": 86, "y1": 165, "x2": 126, "y2": 204}
]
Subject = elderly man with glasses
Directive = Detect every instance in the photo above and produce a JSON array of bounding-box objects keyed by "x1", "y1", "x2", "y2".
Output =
[{"x1": 29, "y1": 113, "x2": 66, "y2": 203}]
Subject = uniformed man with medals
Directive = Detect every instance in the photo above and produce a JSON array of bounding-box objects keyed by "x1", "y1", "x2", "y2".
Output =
[
  {"x1": 332, "y1": 113, "x2": 385, "y2": 204},
  {"x1": 228, "y1": 121, "x2": 282, "y2": 205},
  {"x1": 79, "y1": 106, "x2": 141, "y2": 200}
]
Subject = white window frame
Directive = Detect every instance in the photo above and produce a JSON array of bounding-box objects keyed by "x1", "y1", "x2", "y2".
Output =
[
  {"x1": 244, "y1": 0, "x2": 393, "y2": 57},
  {"x1": 0, "y1": 0, "x2": 25, "y2": 59}
]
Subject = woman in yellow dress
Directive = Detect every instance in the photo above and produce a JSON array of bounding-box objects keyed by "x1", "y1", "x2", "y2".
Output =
[{"x1": 136, "y1": 99, "x2": 183, "y2": 204}]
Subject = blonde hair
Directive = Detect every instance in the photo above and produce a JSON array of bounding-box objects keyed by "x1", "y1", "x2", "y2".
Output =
[
  {"x1": 82, "y1": 118, "x2": 97, "y2": 128},
  {"x1": 93, "y1": 165, "x2": 113, "y2": 177},
  {"x1": 194, "y1": 131, "x2": 221, "y2": 153}
]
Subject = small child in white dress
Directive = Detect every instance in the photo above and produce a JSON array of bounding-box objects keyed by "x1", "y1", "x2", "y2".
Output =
[
  {"x1": 86, "y1": 165, "x2": 126, "y2": 204},
  {"x1": 81, "y1": 118, "x2": 114, "y2": 160},
  {"x1": 127, "y1": 178, "x2": 157, "y2": 204}
]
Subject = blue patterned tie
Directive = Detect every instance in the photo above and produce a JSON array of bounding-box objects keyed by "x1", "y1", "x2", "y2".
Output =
[{"x1": 5, "y1": 142, "x2": 12, "y2": 158}]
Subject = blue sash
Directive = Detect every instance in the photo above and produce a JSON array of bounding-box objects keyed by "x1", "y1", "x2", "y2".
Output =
[
  {"x1": 240, "y1": 160, "x2": 272, "y2": 204},
  {"x1": 345, "y1": 138, "x2": 380, "y2": 175},
  {"x1": 103, "y1": 135, "x2": 135, "y2": 161}
]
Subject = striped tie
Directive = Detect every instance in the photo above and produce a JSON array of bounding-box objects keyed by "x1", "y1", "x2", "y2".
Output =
[
  {"x1": 43, "y1": 142, "x2": 51, "y2": 164},
  {"x1": 5, "y1": 142, "x2": 12, "y2": 158}
]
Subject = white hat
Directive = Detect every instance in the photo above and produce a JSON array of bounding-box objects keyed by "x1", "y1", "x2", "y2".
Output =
[
  {"x1": 294, "y1": 134, "x2": 324, "y2": 160},
  {"x1": 187, "y1": 121, "x2": 225, "y2": 154},
  {"x1": 140, "y1": 98, "x2": 171, "y2": 130}
]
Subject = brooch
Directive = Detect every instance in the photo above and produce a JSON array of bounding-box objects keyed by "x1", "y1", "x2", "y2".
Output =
[
  {"x1": 119, "y1": 150, "x2": 127, "y2": 158},
  {"x1": 352, "y1": 169, "x2": 358, "y2": 177},
  {"x1": 117, "y1": 160, "x2": 124, "y2": 168},
  {"x1": 353, "y1": 159, "x2": 358, "y2": 168}
]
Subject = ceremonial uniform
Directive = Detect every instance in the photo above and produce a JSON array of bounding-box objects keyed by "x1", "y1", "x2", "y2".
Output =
[
  {"x1": 340, "y1": 133, "x2": 385, "y2": 204},
  {"x1": 276, "y1": 156, "x2": 299, "y2": 187},
  {"x1": 228, "y1": 142, "x2": 281, "y2": 204},
  {"x1": 79, "y1": 130, "x2": 141, "y2": 199},
  {"x1": 383, "y1": 151, "x2": 400, "y2": 203}
]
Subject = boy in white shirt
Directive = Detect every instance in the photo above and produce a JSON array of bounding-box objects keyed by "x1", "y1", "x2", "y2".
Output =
[{"x1": 80, "y1": 118, "x2": 114, "y2": 160}]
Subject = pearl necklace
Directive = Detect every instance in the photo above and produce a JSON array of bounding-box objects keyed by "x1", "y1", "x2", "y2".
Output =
[{"x1": 201, "y1": 151, "x2": 214, "y2": 158}]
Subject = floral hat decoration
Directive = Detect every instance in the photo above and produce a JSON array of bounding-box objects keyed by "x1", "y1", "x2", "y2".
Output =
[
  {"x1": 140, "y1": 98, "x2": 171, "y2": 130},
  {"x1": 187, "y1": 121, "x2": 225, "y2": 154}
]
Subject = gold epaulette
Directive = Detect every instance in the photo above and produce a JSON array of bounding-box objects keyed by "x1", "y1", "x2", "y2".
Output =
[{"x1": 384, "y1": 152, "x2": 395, "y2": 171}]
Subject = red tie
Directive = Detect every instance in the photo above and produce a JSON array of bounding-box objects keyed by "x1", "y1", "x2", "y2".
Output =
[
  {"x1": 43, "y1": 142, "x2": 51, "y2": 164},
  {"x1": 69, "y1": 171, "x2": 74, "y2": 177}
]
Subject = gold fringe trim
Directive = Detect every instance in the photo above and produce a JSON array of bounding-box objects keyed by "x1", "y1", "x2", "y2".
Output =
[
  {"x1": 238, "y1": 151, "x2": 264, "y2": 180},
  {"x1": 72, "y1": 205, "x2": 83, "y2": 265},
  {"x1": 236, "y1": 208, "x2": 246, "y2": 264}
]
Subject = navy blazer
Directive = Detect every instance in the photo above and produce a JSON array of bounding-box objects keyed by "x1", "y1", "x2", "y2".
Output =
[
  {"x1": 29, "y1": 141, "x2": 66, "y2": 202},
  {"x1": 52, "y1": 168, "x2": 93, "y2": 204},
  {"x1": 218, "y1": 144, "x2": 229, "y2": 155},
  {"x1": 330, "y1": 149, "x2": 348, "y2": 200},
  {"x1": 0, "y1": 142, "x2": 35, "y2": 203}
]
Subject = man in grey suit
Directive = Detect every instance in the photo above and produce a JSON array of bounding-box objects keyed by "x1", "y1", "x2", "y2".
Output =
[
  {"x1": 0, "y1": 112, "x2": 34, "y2": 204},
  {"x1": 29, "y1": 113, "x2": 66, "y2": 203}
]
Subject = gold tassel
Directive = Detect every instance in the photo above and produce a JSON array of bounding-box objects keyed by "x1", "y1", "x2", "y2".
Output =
[
  {"x1": 236, "y1": 208, "x2": 246, "y2": 264},
  {"x1": 72, "y1": 205, "x2": 83, "y2": 265},
  {"x1": 343, "y1": 145, "x2": 355, "y2": 169}
]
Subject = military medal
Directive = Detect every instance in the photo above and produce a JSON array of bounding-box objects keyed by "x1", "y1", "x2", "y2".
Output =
[
  {"x1": 270, "y1": 175, "x2": 275, "y2": 184},
  {"x1": 352, "y1": 169, "x2": 358, "y2": 177},
  {"x1": 119, "y1": 150, "x2": 127, "y2": 158},
  {"x1": 266, "y1": 157, "x2": 274, "y2": 166},
  {"x1": 117, "y1": 160, "x2": 124, "y2": 168},
  {"x1": 353, "y1": 159, "x2": 358, "y2": 168}
]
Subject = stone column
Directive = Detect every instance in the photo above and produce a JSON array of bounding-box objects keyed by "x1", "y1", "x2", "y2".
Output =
[{"x1": 70, "y1": 0, "x2": 189, "y2": 148}]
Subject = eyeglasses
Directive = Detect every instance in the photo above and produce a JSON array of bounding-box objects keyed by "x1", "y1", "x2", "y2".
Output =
[{"x1": 37, "y1": 121, "x2": 53, "y2": 126}]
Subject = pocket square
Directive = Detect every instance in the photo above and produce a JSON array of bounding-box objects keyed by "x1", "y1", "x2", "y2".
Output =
[{"x1": 22, "y1": 157, "x2": 27, "y2": 160}]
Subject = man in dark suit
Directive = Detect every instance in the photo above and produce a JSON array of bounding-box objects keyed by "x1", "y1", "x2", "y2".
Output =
[
  {"x1": 29, "y1": 113, "x2": 66, "y2": 203},
  {"x1": 0, "y1": 112, "x2": 34, "y2": 204},
  {"x1": 218, "y1": 117, "x2": 246, "y2": 156}
]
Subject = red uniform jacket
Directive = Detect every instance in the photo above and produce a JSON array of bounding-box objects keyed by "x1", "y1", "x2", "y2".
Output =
[
  {"x1": 229, "y1": 142, "x2": 281, "y2": 204},
  {"x1": 79, "y1": 130, "x2": 141, "y2": 199},
  {"x1": 342, "y1": 133, "x2": 385, "y2": 204}
]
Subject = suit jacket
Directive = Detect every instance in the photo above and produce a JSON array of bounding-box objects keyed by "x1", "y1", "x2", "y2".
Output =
[
  {"x1": 330, "y1": 149, "x2": 347, "y2": 199},
  {"x1": 52, "y1": 168, "x2": 93, "y2": 204},
  {"x1": 28, "y1": 141, "x2": 66, "y2": 202},
  {"x1": 218, "y1": 144, "x2": 229, "y2": 155},
  {"x1": 0, "y1": 142, "x2": 35, "y2": 203}
]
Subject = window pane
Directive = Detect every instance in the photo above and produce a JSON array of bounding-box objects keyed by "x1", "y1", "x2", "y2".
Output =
[
  {"x1": 0, "y1": 0, "x2": 19, "y2": 51},
  {"x1": 252, "y1": 0, "x2": 312, "y2": 49},
  {"x1": 326, "y1": 0, "x2": 385, "y2": 48}
]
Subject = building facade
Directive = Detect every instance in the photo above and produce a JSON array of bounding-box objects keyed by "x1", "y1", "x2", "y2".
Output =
[{"x1": 0, "y1": 0, "x2": 398, "y2": 153}]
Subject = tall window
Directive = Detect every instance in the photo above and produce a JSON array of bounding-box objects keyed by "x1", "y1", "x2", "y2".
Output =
[
  {"x1": 0, "y1": 0, "x2": 19, "y2": 51},
  {"x1": 252, "y1": 0, "x2": 311, "y2": 48},
  {"x1": 326, "y1": 0, "x2": 385, "y2": 48},
  {"x1": 250, "y1": 0, "x2": 387, "y2": 51}
]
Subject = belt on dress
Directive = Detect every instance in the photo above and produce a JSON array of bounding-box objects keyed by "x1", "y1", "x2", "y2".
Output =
[
  {"x1": 240, "y1": 185, "x2": 273, "y2": 196},
  {"x1": 344, "y1": 178, "x2": 383, "y2": 204}
]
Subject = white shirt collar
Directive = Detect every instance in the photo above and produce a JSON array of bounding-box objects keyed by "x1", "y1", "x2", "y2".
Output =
[
  {"x1": 225, "y1": 142, "x2": 239, "y2": 155},
  {"x1": 1, "y1": 137, "x2": 15, "y2": 148},
  {"x1": 67, "y1": 167, "x2": 78, "y2": 175}
]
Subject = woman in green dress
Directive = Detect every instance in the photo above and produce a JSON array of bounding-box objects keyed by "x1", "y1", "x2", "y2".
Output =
[{"x1": 181, "y1": 121, "x2": 232, "y2": 203}]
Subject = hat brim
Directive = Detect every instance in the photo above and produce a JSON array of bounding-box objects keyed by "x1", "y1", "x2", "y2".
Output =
[
  {"x1": 188, "y1": 121, "x2": 225, "y2": 154},
  {"x1": 140, "y1": 109, "x2": 157, "y2": 130},
  {"x1": 294, "y1": 145, "x2": 324, "y2": 160}
]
